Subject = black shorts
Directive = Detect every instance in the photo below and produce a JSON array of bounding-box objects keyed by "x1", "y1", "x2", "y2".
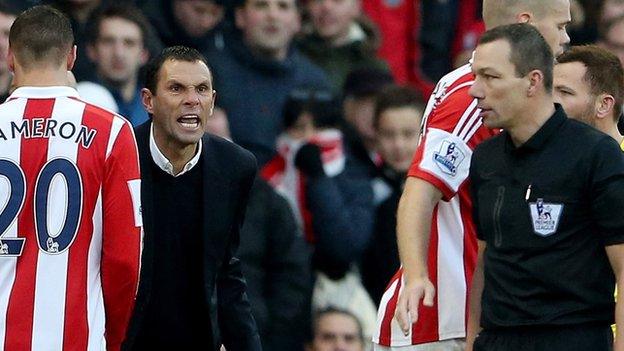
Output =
[{"x1": 473, "y1": 324, "x2": 613, "y2": 351}]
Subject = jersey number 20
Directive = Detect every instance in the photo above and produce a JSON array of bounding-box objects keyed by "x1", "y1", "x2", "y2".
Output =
[{"x1": 0, "y1": 158, "x2": 82, "y2": 257}]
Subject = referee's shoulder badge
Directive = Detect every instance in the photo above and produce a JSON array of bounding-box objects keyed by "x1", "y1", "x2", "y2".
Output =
[
  {"x1": 433, "y1": 140, "x2": 465, "y2": 176},
  {"x1": 528, "y1": 198, "x2": 563, "y2": 236}
]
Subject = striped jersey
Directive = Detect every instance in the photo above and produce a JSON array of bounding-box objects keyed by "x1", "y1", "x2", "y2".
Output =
[
  {"x1": 373, "y1": 64, "x2": 498, "y2": 346},
  {"x1": 0, "y1": 87, "x2": 142, "y2": 351}
]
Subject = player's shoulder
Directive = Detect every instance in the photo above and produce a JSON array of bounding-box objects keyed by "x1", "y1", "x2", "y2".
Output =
[{"x1": 433, "y1": 64, "x2": 474, "y2": 101}]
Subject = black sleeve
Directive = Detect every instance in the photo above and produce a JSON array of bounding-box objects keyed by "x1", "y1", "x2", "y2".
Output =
[
  {"x1": 264, "y1": 189, "x2": 312, "y2": 351},
  {"x1": 218, "y1": 152, "x2": 263, "y2": 351},
  {"x1": 469, "y1": 149, "x2": 484, "y2": 241},
  {"x1": 589, "y1": 137, "x2": 624, "y2": 246}
]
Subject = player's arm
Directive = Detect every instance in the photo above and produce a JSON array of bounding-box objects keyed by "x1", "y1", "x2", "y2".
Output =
[
  {"x1": 101, "y1": 121, "x2": 142, "y2": 351},
  {"x1": 466, "y1": 240, "x2": 486, "y2": 351},
  {"x1": 394, "y1": 177, "x2": 443, "y2": 334}
]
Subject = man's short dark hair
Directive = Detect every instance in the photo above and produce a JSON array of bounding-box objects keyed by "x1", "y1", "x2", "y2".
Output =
[
  {"x1": 283, "y1": 88, "x2": 341, "y2": 129},
  {"x1": 373, "y1": 84, "x2": 424, "y2": 129},
  {"x1": 478, "y1": 23, "x2": 554, "y2": 92},
  {"x1": 86, "y1": 4, "x2": 151, "y2": 47},
  {"x1": 557, "y1": 45, "x2": 624, "y2": 121},
  {"x1": 308, "y1": 307, "x2": 364, "y2": 343},
  {"x1": 144, "y1": 46, "x2": 210, "y2": 94},
  {"x1": 343, "y1": 67, "x2": 394, "y2": 99},
  {"x1": 9, "y1": 5, "x2": 74, "y2": 71}
]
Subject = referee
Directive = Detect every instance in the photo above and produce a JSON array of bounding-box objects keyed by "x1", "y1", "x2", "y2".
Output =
[{"x1": 466, "y1": 24, "x2": 624, "y2": 351}]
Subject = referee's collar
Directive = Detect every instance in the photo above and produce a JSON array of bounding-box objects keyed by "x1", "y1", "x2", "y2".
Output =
[
  {"x1": 149, "y1": 123, "x2": 202, "y2": 177},
  {"x1": 505, "y1": 103, "x2": 567, "y2": 154},
  {"x1": 9, "y1": 86, "x2": 80, "y2": 99}
]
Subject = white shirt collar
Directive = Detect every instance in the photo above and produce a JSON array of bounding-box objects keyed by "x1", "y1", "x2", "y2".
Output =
[
  {"x1": 10, "y1": 86, "x2": 80, "y2": 99},
  {"x1": 149, "y1": 123, "x2": 202, "y2": 177}
]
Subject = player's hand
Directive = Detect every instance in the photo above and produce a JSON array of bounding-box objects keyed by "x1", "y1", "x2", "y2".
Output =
[{"x1": 394, "y1": 277, "x2": 435, "y2": 335}]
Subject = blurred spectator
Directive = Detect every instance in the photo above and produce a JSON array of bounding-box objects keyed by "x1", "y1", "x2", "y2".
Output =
[
  {"x1": 453, "y1": 20, "x2": 484, "y2": 68},
  {"x1": 86, "y1": 4, "x2": 150, "y2": 126},
  {"x1": 0, "y1": 2, "x2": 16, "y2": 101},
  {"x1": 599, "y1": 14, "x2": 624, "y2": 66},
  {"x1": 141, "y1": 0, "x2": 226, "y2": 54},
  {"x1": 361, "y1": 85, "x2": 423, "y2": 304},
  {"x1": 341, "y1": 68, "x2": 394, "y2": 178},
  {"x1": 306, "y1": 307, "x2": 365, "y2": 351},
  {"x1": 207, "y1": 0, "x2": 329, "y2": 165},
  {"x1": 46, "y1": 0, "x2": 104, "y2": 81},
  {"x1": 297, "y1": 0, "x2": 388, "y2": 93},
  {"x1": 262, "y1": 88, "x2": 374, "y2": 278},
  {"x1": 206, "y1": 107, "x2": 313, "y2": 351}
]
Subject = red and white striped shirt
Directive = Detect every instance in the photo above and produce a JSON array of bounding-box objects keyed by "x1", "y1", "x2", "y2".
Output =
[
  {"x1": 0, "y1": 86, "x2": 142, "y2": 351},
  {"x1": 373, "y1": 64, "x2": 498, "y2": 346}
]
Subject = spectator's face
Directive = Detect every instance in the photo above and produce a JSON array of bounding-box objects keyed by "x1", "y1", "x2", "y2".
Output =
[
  {"x1": 204, "y1": 106, "x2": 232, "y2": 138},
  {"x1": 376, "y1": 107, "x2": 422, "y2": 172},
  {"x1": 142, "y1": 59, "x2": 215, "y2": 150},
  {"x1": 343, "y1": 96, "x2": 376, "y2": 150},
  {"x1": 286, "y1": 112, "x2": 317, "y2": 140},
  {"x1": 88, "y1": 17, "x2": 148, "y2": 85},
  {"x1": 235, "y1": 0, "x2": 301, "y2": 59},
  {"x1": 307, "y1": 0, "x2": 359, "y2": 44},
  {"x1": 469, "y1": 40, "x2": 528, "y2": 130},
  {"x1": 554, "y1": 61, "x2": 596, "y2": 126},
  {"x1": 531, "y1": 0, "x2": 571, "y2": 57},
  {"x1": 0, "y1": 12, "x2": 16, "y2": 74},
  {"x1": 600, "y1": 20, "x2": 624, "y2": 66},
  {"x1": 173, "y1": 0, "x2": 224, "y2": 38},
  {"x1": 309, "y1": 313, "x2": 363, "y2": 351}
]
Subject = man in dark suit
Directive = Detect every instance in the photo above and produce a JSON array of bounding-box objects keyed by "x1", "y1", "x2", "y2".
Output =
[{"x1": 123, "y1": 45, "x2": 262, "y2": 351}]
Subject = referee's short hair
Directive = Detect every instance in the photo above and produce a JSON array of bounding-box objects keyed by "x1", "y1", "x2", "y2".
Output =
[
  {"x1": 557, "y1": 45, "x2": 624, "y2": 122},
  {"x1": 9, "y1": 5, "x2": 74, "y2": 71},
  {"x1": 478, "y1": 23, "x2": 554, "y2": 92}
]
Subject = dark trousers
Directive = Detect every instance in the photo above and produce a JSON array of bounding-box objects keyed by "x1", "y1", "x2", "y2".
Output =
[{"x1": 474, "y1": 324, "x2": 613, "y2": 351}]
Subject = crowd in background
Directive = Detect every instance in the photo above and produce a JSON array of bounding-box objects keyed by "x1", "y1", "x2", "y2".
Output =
[{"x1": 0, "y1": 0, "x2": 622, "y2": 350}]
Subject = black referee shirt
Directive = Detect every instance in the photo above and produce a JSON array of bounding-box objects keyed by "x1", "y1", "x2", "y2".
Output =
[{"x1": 470, "y1": 104, "x2": 624, "y2": 329}]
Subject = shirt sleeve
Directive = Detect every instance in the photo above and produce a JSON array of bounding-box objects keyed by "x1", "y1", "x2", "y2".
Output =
[
  {"x1": 408, "y1": 81, "x2": 479, "y2": 201},
  {"x1": 589, "y1": 137, "x2": 624, "y2": 246},
  {"x1": 101, "y1": 120, "x2": 142, "y2": 350}
]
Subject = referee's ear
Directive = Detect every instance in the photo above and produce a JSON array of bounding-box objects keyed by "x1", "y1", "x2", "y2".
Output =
[
  {"x1": 141, "y1": 88, "x2": 155, "y2": 116},
  {"x1": 596, "y1": 93, "x2": 615, "y2": 120}
]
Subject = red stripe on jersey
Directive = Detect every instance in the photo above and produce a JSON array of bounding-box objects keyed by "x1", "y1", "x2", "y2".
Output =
[
  {"x1": 379, "y1": 270, "x2": 403, "y2": 345},
  {"x1": 62, "y1": 103, "x2": 114, "y2": 350},
  {"x1": 5, "y1": 98, "x2": 55, "y2": 350},
  {"x1": 412, "y1": 207, "x2": 440, "y2": 343},
  {"x1": 459, "y1": 188, "x2": 477, "y2": 328}
]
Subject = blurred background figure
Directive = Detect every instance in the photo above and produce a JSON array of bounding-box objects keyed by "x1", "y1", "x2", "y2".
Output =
[
  {"x1": 206, "y1": 106, "x2": 313, "y2": 351},
  {"x1": 86, "y1": 4, "x2": 150, "y2": 126},
  {"x1": 297, "y1": 0, "x2": 388, "y2": 93},
  {"x1": 0, "y1": 2, "x2": 16, "y2": 101},
  {"x1": 142, "y1": 0, "x2": 226, "y2": 54},
  {"x1": 361, "y1": 84, "x2": 424, "y2": 304},
  {"x1": 207, "y1": 0, "x2": 330, "y2": 166},
  {"x1": 306, "y1": 307, "x2": 365, "y2": 351}
]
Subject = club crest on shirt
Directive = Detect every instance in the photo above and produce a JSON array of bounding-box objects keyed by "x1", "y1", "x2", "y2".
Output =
[
  {"x1": 528, "y1": 198, "x2": 563, "y2": 236},
  {"x1": 433, "y1": 140, "x2": 465, "y2": 176}
]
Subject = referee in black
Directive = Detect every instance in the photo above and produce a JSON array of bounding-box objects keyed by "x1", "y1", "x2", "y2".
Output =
[{"x1": 465, "y1": 23, "x2": 624, "y2": 351}]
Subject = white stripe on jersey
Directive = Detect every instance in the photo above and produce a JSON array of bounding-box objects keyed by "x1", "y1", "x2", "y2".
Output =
[
  {"x1": 458, "y1": 109, "x2": 481, "y2": 141},
  {"x1": 106, "y1": 117, "x2": 125, "y2": 159},
  {"x1": 373, "y1": 277, "x2": 402, "y2": 344},
  {"x1": 87, "y1": 190, "x2": 105, "y2": 351},
  {"x1": 441, "y1": 82, "x2": 474, "y2": 104},
  {"x1": 436, "y1": 200, "x2": 468, "y2": 339},
  {"x1": 452, "y1": 99, "x2": 478, "y2": 137},
  {"x1": 31, "y1": 97, "x2": 85, "y2": 351},
  {"x1": 463, "y1": 119, "x2": 484, "y2": 143},
  {"x1": 0, "y1": 98, "x2": 28, "y2": 351}
]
